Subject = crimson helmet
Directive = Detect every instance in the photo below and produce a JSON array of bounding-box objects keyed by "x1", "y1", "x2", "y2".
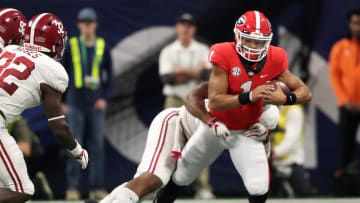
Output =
[
  {"x1": 234, "y1": 10, "x2": 272, "y2": 62},
  {"x1": 0, "y1": 8, "x2": 27, "y2": 46},
  {"x1": 24, "y1": 13, "x2": 67, "y2": 60}
]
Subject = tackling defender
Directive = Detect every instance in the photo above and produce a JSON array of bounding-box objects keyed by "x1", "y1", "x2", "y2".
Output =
[
  {"x1": 154, "y1": 10, "x2": 312, "y2": 203},
  {"x1": 94, "y1": 81, "x2": 279, "y2": 203},
  {"x1": 0, "y1": 11, "x2": 88, "y2": 203}
]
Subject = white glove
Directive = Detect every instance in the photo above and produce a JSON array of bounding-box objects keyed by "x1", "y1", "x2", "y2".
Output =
[
  {"x1": 243, "y1": 123, "x2": 269, "y2": 142},
  {"x1": 69, "y1": 140, "x2": 88, "y2": 170},
  {"x1": 205, "y1": 116, "x2": 230, "y2": 138}
]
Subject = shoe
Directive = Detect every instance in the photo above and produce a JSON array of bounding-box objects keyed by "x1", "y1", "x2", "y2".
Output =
[
  {"x1": 89, "y1": 189, "x2": 108, "y2": 200},
  {"x1": 66, "y1": 189, "x2": 81, "y2": 200},
  {"x1": 32, "y1": 171, "x2": 54, "y2": 200},
  {"x1": 194, "y1": 189, "x2": 215, "y2": 199}
]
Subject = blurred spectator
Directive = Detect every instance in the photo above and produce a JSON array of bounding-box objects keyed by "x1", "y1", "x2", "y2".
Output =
[
  {"x1": 8, "y1": 117, "x2": 53, "y2": 200},
  {"x1": 270, "y1": 105, "x2": 311, "y2": 197},
  {"x1": 329, "y1": 8, "x2": 360, "y2": 195},
  {"x1": 61, "y1": 8, "x2": 114, "y2": 200},
  {"x1": 158, "y1": 13, "x2": 214, "y2": 199}
]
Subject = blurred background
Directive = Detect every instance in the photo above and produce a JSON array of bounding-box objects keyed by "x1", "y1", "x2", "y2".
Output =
[{"x1": 3, "y1": 0, "x2": 360, "y2": 200}]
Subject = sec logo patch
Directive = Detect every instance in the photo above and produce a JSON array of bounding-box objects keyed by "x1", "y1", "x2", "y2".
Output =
[{"x1": 232, "y1": 67, "x2": 241, "y2": 76}]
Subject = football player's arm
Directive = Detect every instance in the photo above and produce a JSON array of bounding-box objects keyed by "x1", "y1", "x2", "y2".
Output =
[
  {"x1": 184, "y1": 82, "x2": 211, "y2": 122},
  {"x1": 208, "y1": 66, "x2": 241, "y2": 111},
  {"x1": 41, "y1": 84, "x2": 88, "y2": 169},
  {"x1": 208, "y1": 66, "x2": 273, "y2": 111},
  {"x1": 275, "y1": 70, "x2": 312, "y2": 104},
  {"x1": 185, "y1": 81, "x2": 230, "y2": 138},
  {"x1": 40, "y1": 83, "x2": 76, "y2": 150}
]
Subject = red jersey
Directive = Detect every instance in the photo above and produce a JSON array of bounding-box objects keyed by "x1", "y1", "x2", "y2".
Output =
[{"x1": 208, "y1": 42, "x2": 288, "y2": 130}]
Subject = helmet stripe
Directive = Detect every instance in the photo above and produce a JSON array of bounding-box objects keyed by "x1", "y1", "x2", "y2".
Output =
[
  {"x1": 0, "y1": 8, "x2": 17, "y2": 17},
  {"x1": 30, "y1": 13, "x2": 49, "y2": 44},
  {"x1": 255, "y1": 11, "x2": 260, "y2": 32}
]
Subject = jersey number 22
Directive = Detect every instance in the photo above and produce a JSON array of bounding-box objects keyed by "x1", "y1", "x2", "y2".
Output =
[{"x1": 0, "y1": 52, "x2": 35, "y2": 95}]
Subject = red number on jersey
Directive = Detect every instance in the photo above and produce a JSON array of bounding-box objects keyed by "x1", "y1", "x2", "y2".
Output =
[{"x1": 0, "y1": 51, "x2": 35, "y2": 95}]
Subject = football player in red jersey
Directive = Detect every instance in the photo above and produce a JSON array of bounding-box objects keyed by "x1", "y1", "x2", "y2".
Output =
[{"x1": 154, "y1": 11, "x2": 311, "y2": 203}]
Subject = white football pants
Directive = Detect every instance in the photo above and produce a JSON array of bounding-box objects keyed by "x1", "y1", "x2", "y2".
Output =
[{"x1": 172, "y1": 123, "x2": 270, "y2": 195}]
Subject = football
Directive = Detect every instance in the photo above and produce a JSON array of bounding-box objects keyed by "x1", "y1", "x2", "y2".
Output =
[{"x1": 267, "y1": 80, "x2": 291, "y2": 94}]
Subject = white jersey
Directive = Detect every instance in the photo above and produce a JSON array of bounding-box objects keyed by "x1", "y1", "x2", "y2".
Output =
[{"x1": 0, "y1": 45, "x2": 68, "y2": 124}]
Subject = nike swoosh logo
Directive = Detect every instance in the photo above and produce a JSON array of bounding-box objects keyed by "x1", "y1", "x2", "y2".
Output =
[{"x1": 260, "y1": 74, "x2": 268, "y2": 79}]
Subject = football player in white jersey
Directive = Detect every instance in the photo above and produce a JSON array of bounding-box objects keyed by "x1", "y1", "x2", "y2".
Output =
[
  {"x1": 96, "y1": 82, "x2": 278, "y2": 203},
  {"x1": 0, "y1": 12, "x2": 88, "y2": 203}
]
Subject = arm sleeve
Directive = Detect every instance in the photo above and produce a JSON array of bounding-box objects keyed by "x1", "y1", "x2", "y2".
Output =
[
  {"x1": 159, "y1": 47, "x2": 173, "y2": 75},
  {"x1": 274, "y1": 107, "x2": 303, "y2": 156},
  {"x1": 208, "y1": 44, "x2": 229, "y2": 73},
  {"x1": 101, "y1": 47, "x2": 114, "y2": 101},
  {"x1": 329, "y1": 42, "x2": 348, "y2": 106}
]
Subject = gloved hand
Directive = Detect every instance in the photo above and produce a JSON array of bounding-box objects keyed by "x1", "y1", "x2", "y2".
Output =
[
  {"x1": 205, "y1": 116, "x2": 230, "y2": 138},
  {"x1": 69, "y1": 140, "x2": 88, "y2": 170},
  {"x1": 243, "y1": 123, "x2": 269, "y2": 142}
]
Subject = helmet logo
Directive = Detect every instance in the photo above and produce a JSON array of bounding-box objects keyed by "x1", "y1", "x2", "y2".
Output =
[
  {"x1": 237, "y1": 15, "x2": 246, "y2": 26},
  {"x1": 52, "y1": 20, "x2": 64, "y2": 34},
  {"x1": 18, "y1": 21, "x2": 26, "y2": 35}
]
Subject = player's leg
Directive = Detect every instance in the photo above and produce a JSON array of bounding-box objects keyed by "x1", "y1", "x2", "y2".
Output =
[
  {"x1": 87, "y1": 108, "x2": 106, "y2": 197},
  {"x1": 154, "y1": 123, "x2": 226, "y2": 203},
  {"x1": 227, "y1": 134, "x2": 269, "y2": 203},
  {"x1": 0, "y1": 128, "x2": 34, "y2": 202},
  {"x1": 337, "y1": 107, "x2": 359, "y2": 172},
  {"x1": 101, "y1": 109, "x2": 179, "y2": 203},
  {"x1": 65, "y1": 105, "x2": 86, "y2": 198},
  {"x1": 0, "y1": 189, "x2": 31, "y2": 203},
  {"x1": 172, "y1": 123, "x2": 226, "y2": 186}
]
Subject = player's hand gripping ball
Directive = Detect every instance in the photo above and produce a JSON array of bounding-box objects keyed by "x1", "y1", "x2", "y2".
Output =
[{"x1": 263, "y1": 80, "x2": 290, "y2": 105}]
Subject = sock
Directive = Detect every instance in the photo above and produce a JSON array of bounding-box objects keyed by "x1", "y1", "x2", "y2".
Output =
[
  {"x1": 153, "y1": 178, "x2": 185, "y2": 203},
  {"x1": 248, "y1": 192, "x2": 268, "y2": 203},
  {"x1": 112, "y1": 186, "x2": 139, "y2": 203}
]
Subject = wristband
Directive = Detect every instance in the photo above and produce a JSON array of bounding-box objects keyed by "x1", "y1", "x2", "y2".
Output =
[
  {"x1": 238, "y1": 92, "x2": 251, "y2": 105},
  {"x1": 48, "y1": 115, "x2": 65, "y2": 122},
  {"x1": 69, "y1": 140, "x2": 82, "y2": 156},
  {"x1": 284, "y1": 93, "x2": 297, "y2": 105}
]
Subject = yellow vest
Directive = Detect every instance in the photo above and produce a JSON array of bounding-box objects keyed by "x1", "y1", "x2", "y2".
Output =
[
  {"x1": 69, "y1": 36, "x2": 105, "y2": 90},
  {"x1": 271, "y1": 105, "x2": 305, "y2": 161}
]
